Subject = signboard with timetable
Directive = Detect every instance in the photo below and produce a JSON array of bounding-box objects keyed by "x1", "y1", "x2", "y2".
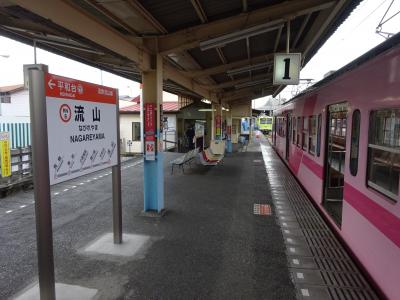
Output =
[
  {"x1": 45, "y1": 73, "x2": 118, "y2": 185},
  {"x1": 273, "y1": 53, "x2": 301, "y2": 85},
  {"x1": 144, "y1": 103, "x2": 156, "y2": 161}
]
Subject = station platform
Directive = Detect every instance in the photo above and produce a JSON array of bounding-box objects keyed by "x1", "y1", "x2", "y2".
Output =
[{"x1": 1, "y1": 136, "x2": 379, "y2": 300}]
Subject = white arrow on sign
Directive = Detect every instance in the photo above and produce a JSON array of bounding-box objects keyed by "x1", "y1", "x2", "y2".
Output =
[{"x1": 48, "y1": 79, "x2": 56, "y2": 90}]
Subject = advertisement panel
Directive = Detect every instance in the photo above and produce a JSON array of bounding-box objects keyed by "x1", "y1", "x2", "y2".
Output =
[
  {"x1": 144, "y1": 103, "x2": 156, "y2": 160},
  {"x1": 45, "y1": 73, "x2": 118, "y2": 185},
  {"x1": 215, "y1": 114, "x2": 222, "y2": 137},
  {"x1": 0, "y1": 132, "x2": 11, "y2": 177}
]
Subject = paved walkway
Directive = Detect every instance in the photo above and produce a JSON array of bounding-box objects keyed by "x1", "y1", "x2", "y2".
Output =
[{"x1": 1, "y1": 136, "x2": 377, "y2": 299}]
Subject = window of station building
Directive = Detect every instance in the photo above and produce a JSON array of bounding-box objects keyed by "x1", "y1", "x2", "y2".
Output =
[
  {"x1": 317, "y1": 114, "x2": 322, "y2": 157},
  {"x1": 0, "y1": 95, "x2": 11, "y2": 103},
  {"x1": 132, "y1": 122, "x2": 141, "y2": 141},
  {"x1": 350, "y1": 110, "x2": 361, "y2": 176},
  {"x1": 302, "y1": 117, "x2": 308, "y2": 150},
  {"x1": 297, "y1": 116, "x2": 301, "y2": 146},
  {"x1": 367, "y1": 109, "x2": 400, "y2": 201},
  {"x1": 309, "y1": 116, "x2": 317, "y2": 155}
]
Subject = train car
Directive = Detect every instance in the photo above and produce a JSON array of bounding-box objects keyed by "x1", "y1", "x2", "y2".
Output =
[
  {"x1": 257, "y1": 115, "x2": 273, "y2": 134},
  {"x1": 272, "y1": 33, "x2": 400, "y2": 300}
]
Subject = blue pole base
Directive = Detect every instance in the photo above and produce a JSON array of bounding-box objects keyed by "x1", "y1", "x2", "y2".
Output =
[
  {"x1": 143, "y1": 151, "x2": 164, "y2": 212},
  {"x1": 226, "y1": 140, "x2": 232, "y2": 153}
]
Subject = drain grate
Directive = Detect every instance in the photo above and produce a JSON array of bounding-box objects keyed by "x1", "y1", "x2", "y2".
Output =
[
  {"x1": 260, "y1": 143, "x2": 379, "y2": 299},
  {"x1": 327, "y1": 287, "x2": 379, "y2": 300},
  {"x1": 253, "y1": 204, "x2": 272, "y2": 215}
]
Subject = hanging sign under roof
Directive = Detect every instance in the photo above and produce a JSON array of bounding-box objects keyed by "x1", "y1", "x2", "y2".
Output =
[{"x1": 273, "y1": 53, "x2": 301, "y2": 85}]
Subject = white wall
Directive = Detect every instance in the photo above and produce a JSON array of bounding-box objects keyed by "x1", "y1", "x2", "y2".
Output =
[
  {"x1": 120, "y1": 114, "x2": 141, "y2": 153},
  {"x1": 119, "y1": 113, "x2": 177, "y2": 153},
  {"x1": 1, "y1": 89, "x2": 30, "y2": 117}
]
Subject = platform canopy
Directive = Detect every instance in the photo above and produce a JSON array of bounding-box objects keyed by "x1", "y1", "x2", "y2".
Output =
[{"x1": 0, "y1": 0, "x2": 360, "y2": 104}]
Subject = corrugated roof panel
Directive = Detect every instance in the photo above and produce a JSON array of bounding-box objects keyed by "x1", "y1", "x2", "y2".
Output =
[
  {"x1": 247, "y1": 0, "x2": 282, "y2": 11},
  {"x1": 211, "y1": 73, "x2": 231, "y2": 84},
  {"x1": 221, "y1": 39, "x2": 248, "y2": 63},
  {"x1": 120, "y1": 101, "x2": 179, "y2": 112},
  {"x1": 139, "y1": 0, "x2": 201, "y2": 32},
  {"x1": 188, "y1": 48, "x2": 222, "y2": 69},
  {"x1": 249, "y1": 31, "x2": 276, "y2": 57},
  {"x1": 201, "y1": 0, "x2": 242, "y2": 22}
]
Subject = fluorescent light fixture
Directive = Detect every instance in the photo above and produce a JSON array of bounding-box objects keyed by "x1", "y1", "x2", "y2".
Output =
[
  {"x1": 227, "y1": 61, "x2": 272, "y2": 77},
  {"x1": 200, "y1": 22, "x2": 283, "y2": 51},
  {"x1": 201, "y1": 98, "x2": 212, "y2": 104},
  {"x1": 198, "y1": 109, "x2": 216, "y2": 112},
  {"x1": 222, "y1": 107, "x2": 229, "y2": 111},
  {"x1": 235, "y1": 78, "x2": 271, "y2": 89}
]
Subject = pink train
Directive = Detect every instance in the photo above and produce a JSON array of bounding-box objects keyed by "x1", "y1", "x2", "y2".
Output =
[{"x1": 272, "y1": 34, "x2": 400, "y2": 300}]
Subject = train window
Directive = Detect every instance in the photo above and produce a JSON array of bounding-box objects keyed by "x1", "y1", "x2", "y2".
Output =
[
  {"x1": 302, "y1": 117, "x2": 308, "y2": 150},
  {"x1": 309, "y1": 116, "x2": 317, "y2": 155},
  {"x1": 367, "y1": 109, "x2": 400, "y2": 200},
  {"x1": 317, "y1": 114, "x2": 322, "y2": 157},
  {"x1": 350, "y1": 110, "x2": 360, "y2": 176},
  {"x1": 292, "y1": 117, "x2": 296, "y2": 144},
  {"x1": 297, "y1": 117, "x2": 301, "y2": 146}
]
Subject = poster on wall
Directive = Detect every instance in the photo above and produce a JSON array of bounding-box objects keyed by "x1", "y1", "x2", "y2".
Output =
[{"x1": 45, "y1": 73, "x2": 118, "y2": 185}]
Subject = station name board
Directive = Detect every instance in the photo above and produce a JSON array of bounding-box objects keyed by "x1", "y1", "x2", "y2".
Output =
[{"x1": 45, "y1": 73, "x2": 118, "y2": 185}]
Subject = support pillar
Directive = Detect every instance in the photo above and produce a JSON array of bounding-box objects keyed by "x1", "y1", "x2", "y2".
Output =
[
  {"x1": 141, "y1": 55, "x2": 164, "y2": 213},
  {"x1": 226, "y1": 109, "x2": 233, "y2": 153}
]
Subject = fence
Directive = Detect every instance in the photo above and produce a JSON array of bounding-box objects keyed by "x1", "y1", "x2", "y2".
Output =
[
  {"x1": 0, "y1": 147, "x2": 33, "y2": 194},
  {"x1": 0, "y1": 122, "x2": 31, "y2": 148}
]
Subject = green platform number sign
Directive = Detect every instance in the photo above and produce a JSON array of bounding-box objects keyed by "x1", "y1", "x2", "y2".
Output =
[{"x1": 273, "y1": 53, "x2": 301, "y2": 85}]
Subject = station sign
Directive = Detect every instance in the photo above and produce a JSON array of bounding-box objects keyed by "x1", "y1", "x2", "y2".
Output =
[
  {"x1": 0, "y1": 132, "x2": 11, "y2": 177},
  {"x1": 273, "y1": 53, "x2": 301, "y2": 85},
  {"x1": 45, "y1": 73, "x2": 118, "y2": 185}
]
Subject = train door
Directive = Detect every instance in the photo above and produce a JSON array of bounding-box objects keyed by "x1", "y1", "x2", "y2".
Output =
[
  {"x1": 286, "y1": 113, "x2": 291, "y2": 160},
  {"x1": 273, "y1": 116, "x2": 277, "y2": 146},
  {"x1": 323, "y1": 103, "x2": 348, "y2": 226}
]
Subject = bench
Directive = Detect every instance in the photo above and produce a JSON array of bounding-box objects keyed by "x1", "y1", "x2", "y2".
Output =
[
  {"x1": 199, "y1": 140, "x2": 225, "y2": 166},
  {"x1": 170, "y1": 148, "x2": 199, "y2": 174}
]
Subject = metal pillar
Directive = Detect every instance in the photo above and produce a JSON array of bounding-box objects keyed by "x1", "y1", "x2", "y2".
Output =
[
  {"x1": 142, "y1": 55, "x2": 164, "y2": 213},
  {"x1": 28, "y1": 65, "x2": 56, "y2": 300},
  {"x1": 112, "y1": 94, "x2": 122, "y2": 243}
]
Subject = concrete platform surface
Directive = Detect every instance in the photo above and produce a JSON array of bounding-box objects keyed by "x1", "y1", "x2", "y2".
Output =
[
  {"x1": 83, "y1": 233, "x2": 151, "y2": 257},
  {"x1": 1, "y1": 142, "x2": 296, "y2": 299},
  {"x1": 14, "y1": 283, "x2": 97, "y2": 300}
]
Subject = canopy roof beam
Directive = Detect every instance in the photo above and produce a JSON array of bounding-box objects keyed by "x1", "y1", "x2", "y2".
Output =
[{"x1": 158, "y1": 0, "x2": 335, "y2": 54}]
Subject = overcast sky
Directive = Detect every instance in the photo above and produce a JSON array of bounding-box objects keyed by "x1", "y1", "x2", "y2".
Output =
[{"x1": 0, "y1": 0, "x2": 399, "y2": 105}]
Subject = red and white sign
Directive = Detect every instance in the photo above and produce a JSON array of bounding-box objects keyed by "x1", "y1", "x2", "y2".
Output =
[
  {"x1": 144, "y1": 103, "x2": 156, "y2": 160},
  {"x1": 45, "y1": 73, "x2": 118, "y2": 185},
  {"x1": 215, "y1": 114, "x2": 222, "y2": 137}
]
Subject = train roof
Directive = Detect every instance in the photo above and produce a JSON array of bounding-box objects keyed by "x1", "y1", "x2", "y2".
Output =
[{"x1": 284, "y1": 31, "x2": 400, "y2": 104}]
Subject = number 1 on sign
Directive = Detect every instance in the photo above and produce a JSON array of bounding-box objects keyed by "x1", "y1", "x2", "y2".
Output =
[{"x1": 283, "y1": 58, "x2": 291, "y2": 80}]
